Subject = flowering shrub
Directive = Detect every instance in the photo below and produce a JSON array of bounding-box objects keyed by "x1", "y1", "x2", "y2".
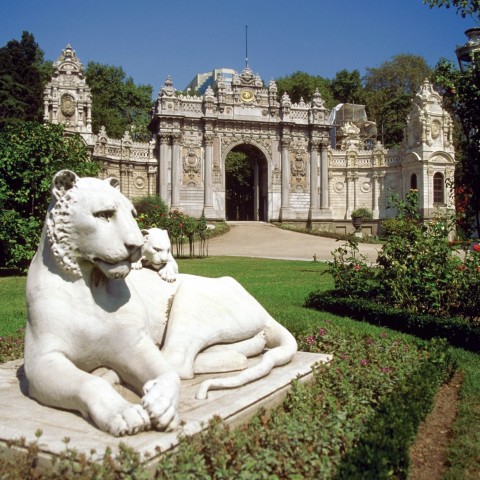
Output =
[
  {"x1": 133, "y1": 195, "x2": 169, "y2": 230},
  {"x1": 325, "y1": 235, "x2": 376, "y2": 298},
  {"x1": 330, "y1": 190, "x2": 480, "y2": 321},
  {"x1": 133, "y1": 197, "x2": 212, "y2": 258}
]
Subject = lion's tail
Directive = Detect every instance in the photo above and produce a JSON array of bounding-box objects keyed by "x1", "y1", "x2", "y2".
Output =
[{"x1": 195, "y1": 320, "x2": 297, "y2": 400}]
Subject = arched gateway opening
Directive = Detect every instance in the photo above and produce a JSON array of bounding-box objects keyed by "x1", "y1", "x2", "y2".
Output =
[{"x1": 225, "y1": 144, "x2": 268, "y2": 222}]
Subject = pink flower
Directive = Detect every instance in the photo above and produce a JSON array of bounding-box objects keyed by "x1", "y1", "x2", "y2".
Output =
[
  {"x1": 360, "y1": 359, "x2": 368, "y2": 366},
  {"x1": 306, "y1": 335, "x2": 315, "y2": 345},
  {"x1": 380, "y1": 367, "x2": 390, "y2": 374},
  {"x1": 318, "y1": 328, "x2": 327, "y2": 336},
  {"x1": 474, "y1": 244, "x2": 480, "y2": 253},
  {"x1": 354, "y1": 264, "x2": 361, "y2": 271}
]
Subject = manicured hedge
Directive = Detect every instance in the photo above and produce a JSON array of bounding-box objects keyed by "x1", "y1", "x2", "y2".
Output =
[
  {"x1": 0, "y1": 325, "x2": 455, "y2": 479},
  {"x1": 335, "y1": 353, "x2": 455, "y2": 478},
  {"x1": 305, "y1": 290, "x2": 480, "y2": 352}
]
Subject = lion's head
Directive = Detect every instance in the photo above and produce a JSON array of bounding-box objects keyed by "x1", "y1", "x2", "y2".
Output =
[
  {"x1": 141, "y1": 228, "x2": 173, "y2": 270},
  {"x1": 46, "y1": 170, "x2": 144, "y2": 279}
]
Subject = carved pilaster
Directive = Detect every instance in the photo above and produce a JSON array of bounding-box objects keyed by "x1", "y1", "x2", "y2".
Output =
[
  {"x1": 204, "y1": 133, "x2": 215, "y2": 212},
  {"x1": 280, "y1": 136, "x2": 291, "y2": 214},
  {"x1": 158, "y1": 134, "x2": 171, "y2": 203},
  {"x1": 171, "y1": 133, "x2": 182, "y2": 208}
]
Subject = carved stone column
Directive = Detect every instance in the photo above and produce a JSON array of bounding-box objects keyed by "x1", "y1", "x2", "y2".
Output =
[
  {"x1": 346, "y1": 173, "x2": 358, "y2": 218},
  {"x1": 158, "y1": 134, "x2": 170, "y2": 203},
  {"x1": 280, "y1": 136, "x2": 291, "y2": 218},
  {"x1": 148, "y1": 165, "x2": 157, "y2": 196},
  {"x1": 309, "y1": 139, "x2": 320, "y2": 211},
  {"x1": 203, "y1": 133, "x2": 214, "y2": 217},
  {"x1": 372, "y1": 173, "x2": 383, "y2": 219},
  {"x1": 120, "y1": 163, "x2": 133, "y2": 198},
  {"x1": 171, "y1": 133, "x2": 182, "y2": 209},
  {"x1": 320, "y1": 138, "x2": 330, "y2": 210}
]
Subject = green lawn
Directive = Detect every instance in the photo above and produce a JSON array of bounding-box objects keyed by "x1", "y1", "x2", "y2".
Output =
[
  {"x1": 0, "y1": 275, "x2": 27, "y2": 337},
  {"x1": 0, "y1": 257, "x2": 478, "y2": 478}
]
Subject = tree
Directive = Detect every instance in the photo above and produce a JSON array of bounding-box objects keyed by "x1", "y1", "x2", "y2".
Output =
[
  {"x1": 363, "y1": 54, "x2": 432, "y2": 147},
  {"x1": 432, "y1": 57, "x2": 480, "y2": 236},
  {"x1": 225, "y1": 151, "x2": 253, "y2": 221},
  {"x1": 0, "y1": 32, "x2": 48, "y2": 128},
  {"x1": 0, "y1": 121, "x2": 100, "y2": 270},
  {"x1": 275, "y1": 71, "x2": 335, "y2": 108},
  {"x1": 85, "y1": 62, "x2": 154, "y2": 141},
  {"x1": 423, "y1": 0, "x2": 480, "y2": 19},
  {"x1": 330, "y1": 69, "x2": 365, "y2": 104}
]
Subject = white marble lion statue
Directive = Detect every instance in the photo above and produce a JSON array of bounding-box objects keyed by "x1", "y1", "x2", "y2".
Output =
[
  {"x1": 24, "y1": 170, "x2": 297, "y2": 436},
  {"x1": 132, "y1": 228, "x2": 178, "y2": 282}
]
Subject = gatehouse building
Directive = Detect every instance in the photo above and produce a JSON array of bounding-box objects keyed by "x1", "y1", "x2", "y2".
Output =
[{"x1": 43, "y1": 45, "x2": 456, "y2": 235}]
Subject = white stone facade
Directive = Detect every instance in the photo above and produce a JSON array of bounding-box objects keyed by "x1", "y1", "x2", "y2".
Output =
[{"x1": 44, "y1": 46, "x2": 456, "y2": 234}]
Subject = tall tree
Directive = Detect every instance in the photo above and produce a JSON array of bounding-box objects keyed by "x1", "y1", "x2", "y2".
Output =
[
  {"x1": 330, "y1": 69, "x2": 365, "y2": 105},
  {"x1": 423, "y1": 0, "x2": 480, "y2": 19},
  {"x1": 432, "y1": 57, "x2": 480, "y2": 236},
  {"x1": 363, "y1": 54, "x2": 432, "y2": 147},
  {"x1": 275, "y1": 71, "x2": 335, "y2": 108},
  {"x1": 0, "y1": 122, "x2": 100, "y2": 269},
  {"x1": 0, "y1": 31, "x2": 46, "y2": 127},
  {"x1": 85, "y1": 62, "x2": 153, "y2": 141}
]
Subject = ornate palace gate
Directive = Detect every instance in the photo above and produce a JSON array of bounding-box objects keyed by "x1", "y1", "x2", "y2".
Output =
[
  {"x1": 44, "y1": 45, "x2": 456, "y2": 233},
  {"x1": 148, "y1": 68, "x2": 332, "y2": 222}
]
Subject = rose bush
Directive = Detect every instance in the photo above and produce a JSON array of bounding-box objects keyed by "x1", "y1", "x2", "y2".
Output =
[{"x1": 328, "y1": 190, "x2": 480, "y2": 321}]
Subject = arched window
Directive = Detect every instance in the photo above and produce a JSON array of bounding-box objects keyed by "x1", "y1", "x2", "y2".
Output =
[
  {"x1": 433, "y1": 172, "x2": 445, "y2": 205},
  {"x1": 410, "y1": 173, "x2": 417, "y2": 190}
]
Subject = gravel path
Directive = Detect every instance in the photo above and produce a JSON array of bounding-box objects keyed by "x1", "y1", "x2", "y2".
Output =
[{"x1": 206, "y1": 222, "x2": 380, "y2": 263}]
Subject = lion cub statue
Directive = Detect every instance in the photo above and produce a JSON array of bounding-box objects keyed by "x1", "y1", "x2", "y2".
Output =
[
  {"x1": 24, "y1": 170, "x2": 297, "y2": 437},
  {"x1": 132, "y1": 228, "x2": 178, "y2": 282}
]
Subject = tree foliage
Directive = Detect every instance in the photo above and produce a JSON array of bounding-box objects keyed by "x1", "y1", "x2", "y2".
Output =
[
  {"x1": 363, "y1": 54, "x2": 432, "y2": 147},
  {"x1": 275, "y1": 71, "x2": 335, "y2": 108},
  {"x1": 225, "y1": 151, "x2": 253, "y2": 221},
  {"x1": 423, "y1": 0, "x2": 480, "y2": 20},
  {"x1": 0, "y1": 32, "x2": 51, "y2": 128},
  {"x1": 85, "y1": 62, "x2": 154, "y2": 141},
  {"x1": 433, "y1": 56, "x2": 480, "y2": 236},
  {"x1": 330, "y1": 69, "x2": 365, "y2": 104},
  {"x1": 0, "y1": 121, "x2": 100, "y2": 270}
]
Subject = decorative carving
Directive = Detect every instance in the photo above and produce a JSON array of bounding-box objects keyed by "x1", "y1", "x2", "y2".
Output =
[
  {"x1": 212, "y1": 163, "x2": 222, "y2": 184},
  {"x1": 272, "y1": 164, "x2": 281, "y2": 185},
  {"x1": 134, "y1": 176, "x2": 146, "y2": 189},
  {"x1": 183, "y1": 148, "x2": 201, "y2": 186},
  {"x1": 290, "y1": 148, "x2": 308, "y2": 192},
  {"x1": 60, "y1": 94, "x2": 75, "y2": 117}
]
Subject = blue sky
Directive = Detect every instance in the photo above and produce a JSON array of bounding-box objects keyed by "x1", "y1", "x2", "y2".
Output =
[{"x1": 0, "y1": 0, "x2": 476, "y2": 94}]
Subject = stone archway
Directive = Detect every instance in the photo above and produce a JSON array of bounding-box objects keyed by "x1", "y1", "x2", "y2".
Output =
[{"x1": 225, "y1": 144, "x2": 268, "y2": 222}]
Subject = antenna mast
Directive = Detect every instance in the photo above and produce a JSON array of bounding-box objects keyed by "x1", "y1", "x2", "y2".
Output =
[{"x1": 245, "y1": 25, "x2": 248, "y2": 68}]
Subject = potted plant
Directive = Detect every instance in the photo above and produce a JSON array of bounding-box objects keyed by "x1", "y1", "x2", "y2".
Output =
[{"x1": 351, "y1": 207, "x2": 373, "y2": 232}]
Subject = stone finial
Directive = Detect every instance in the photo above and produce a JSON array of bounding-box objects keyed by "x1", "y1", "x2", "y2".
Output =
[
  {"x1": 268, "y1": 79, "x2": 277, "y2": 93},
  {"x1": 281, "y1": 91, "x2": 291, "y2": 106},
  {"x1": 312, "y1": 89, "x2": 325, "y2": 108},
  {"x1": 204, "y1": 85, "x2": 215, "y2": 99},
  {"x1": 159, "y1": 76, "x2": 176, "y2": 98}
]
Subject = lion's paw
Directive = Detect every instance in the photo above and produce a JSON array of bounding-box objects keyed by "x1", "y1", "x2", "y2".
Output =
[
  {"x1": 159, "y1": 267, "x2": 177, "y2": 283},
  {"x1": 131, "y1": 259, "x2": 143, "y2": 270},
  {"x1": 142, "y1": 372, "x2": 180, "y2": 431},
  {"x1": 106, "y1": 404, "x2": 151, "y2": 437}
]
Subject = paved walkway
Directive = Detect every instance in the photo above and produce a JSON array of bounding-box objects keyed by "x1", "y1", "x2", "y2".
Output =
[{"x1": 205, "y1": 222, "x2": 381, "y2": 263}]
